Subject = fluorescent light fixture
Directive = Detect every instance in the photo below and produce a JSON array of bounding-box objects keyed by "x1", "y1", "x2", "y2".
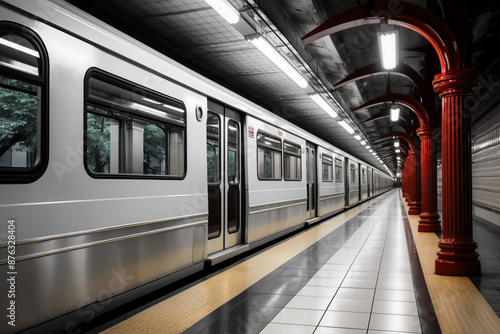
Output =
[
  {"x1": 310, "y1": 94, "x2": 337, "y2": 118},
  {"x1": 365, "y1": 145, "x2": 370, "y2": 149},
  {"x1": 131, "y1": 103, "x2": 171, "y2": 120},
  {"x1": 354, "y1": 135, "x2": 361, "y2": 140},
  {"x1": 143, "y1": 97, "x2": 161, "y2": 104},
  {"x1": 372, "y1": 152, "x2": 377, "y2": 155},
  {"x1": 0, "y1": 37, "x2": 39, "y2": 58},
  {"x1": 390, "y1": 105, "x2": 400, "y2": 122},
  {"x1": 204, "y1": 0, "x2": 240, "y2": 24},
  {"x1": 338, "y1": 120, "x2": 355, "y2": 134},
  {"x1": 394, "y1": 141, "x2": 400, "y2": 148},
  {"x1": 369, "y1": 149, "x2": 373, "y2": 153},
  {"x1": 248, "y1": 36, "x2": 308, "y2": 89},
  {"x1": 377, "y1": 30, "x2": 399, "y2": 70},
  {"x1": 360, "y1": 140, "x2": 366, "y2": 146},
  {"x1": 395, "y1": 149, "x2": 401, "y2": 153}
]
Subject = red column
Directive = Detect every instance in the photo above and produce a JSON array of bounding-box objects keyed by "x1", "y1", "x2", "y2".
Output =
[
  {"x1": 408, "y1": 149, "x2": 422, "y2": 215},
  {"x1": 433, "y1": 69, "x2": 480, "y2": 276},
  {"x1": 416, "y1": 126, "x2": 441, "y2": 232},
  {"x1": 404, "y1": 157, "x2": 411, "y2": 202}
]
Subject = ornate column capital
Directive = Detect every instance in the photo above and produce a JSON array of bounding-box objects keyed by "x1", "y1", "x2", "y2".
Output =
[
  {"x1": 416, "y1": 126, "x2": 435, "y2": 139},
  {"x1": 433, "y1": 69, "x2": 477, "y2": 98}
]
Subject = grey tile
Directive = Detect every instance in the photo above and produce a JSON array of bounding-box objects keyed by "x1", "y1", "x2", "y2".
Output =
[
  {"x1": 319, "y1": 311, "x2": 370, "y2": 329},
  {"x1": 369, "y1": 313, "x2": 421, "y2": 333},
  {"x1": 245, "y1": 293, "x2": 294, "y2": 308},
  {"x1": 327, "y1": 257, "x2": 357, "y2": 265},
  {"x1": 341, "y1": 278, "x2": 377, "y2": 289},
  {"x1": 328, "y1": 298, "x2": 373, "y2": 313},
  {"x1": 345, "y1": 271, "x2": 378, "y2": 280},
  {"x1": 376, "y1": 280, "x2": 414, "y2": 291},
  {"x1": 377, "y1": 272, "x2": 413, "y2": 282},
  {"x1": 335, "y1": 288, "x2": 375, "y2": 300},
  {"x1": 259, "y1": 323, "x2": 315, "y2": 334},
  {"x1": 315, "y1": 328, "x2": 366, "y2": 334},
  {"x1": 314, "y1": 270, "x2": 348, "y2": 279},
  {"x1": 372, "y1": 300, "x2": 419, "y2": 315},
  {"x1": 379, "y1": 264, "x2": 411, "y2": 273},
  {"x1": 368, "y1": 331, "x2": 417, "y2": 334},
  {"x1": 306, "y1": 277, "x2": 343, "y2": 287},
  {"x1": 278, "y1": 268, "x2": 318, "y2": 277},
  {"x1": 285, "y1": 295, "x2": 332, "y2": 310},
  {"x1": 375, "y1": 289, "x2": 416, "y2": 302},
  {"x1": 296, "y1": 285, "x2": 338, "y2": 297},
  {"x1": 350, "y1": 264, "x2": 380, "y2": 272},
  {"x1": 321, "y1": 264, "x2": 352, "y2": 272},
  {"x1": 270, "y1": 308, "x2": 324, "y2": 326}
]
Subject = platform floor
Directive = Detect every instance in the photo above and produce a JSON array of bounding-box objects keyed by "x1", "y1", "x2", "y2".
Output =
[{"x1": 98, "y1": 190, "x2": 500, "y2": 334}]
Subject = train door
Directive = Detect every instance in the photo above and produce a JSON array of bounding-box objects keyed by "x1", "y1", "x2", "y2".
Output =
[
  {"x1": 305, "y1": 142, "x2": 317, "y2": 219},
  {"x1": 367, "y1": 167, "x2": 372, "y2": 198},
  {"x1": 206, "y1": 101, "x2": 243, "y2": 256},
  {"x1": 344, "y1": 158, "x2": 350, "y2": 207}
]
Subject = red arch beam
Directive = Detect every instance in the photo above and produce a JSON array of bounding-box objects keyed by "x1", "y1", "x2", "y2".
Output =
[
  {"x1": 352, "y1": 93, "x2": 430, "y2": 127},
  {"x1": 334, "y1": 61, "x2": 435, "y2": 113},
  {"x1": 301, "y1": 0, "x2": 461, "y2": 72}
]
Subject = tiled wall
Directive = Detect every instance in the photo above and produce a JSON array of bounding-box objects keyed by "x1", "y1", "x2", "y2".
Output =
[{"x1": 471, "y1": 102, "x2": 500, "y2": 227}]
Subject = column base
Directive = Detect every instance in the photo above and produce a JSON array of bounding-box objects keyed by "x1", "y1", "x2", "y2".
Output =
[
  {"x1": 435, "y1": 238, "x2": 481, "y2": 276},
  {"x1": 408, "y1": 201, "x2": 422, "y2": 215},
  {"x1": 418, "y1": 212, "x2": 441, "y2": 232}
]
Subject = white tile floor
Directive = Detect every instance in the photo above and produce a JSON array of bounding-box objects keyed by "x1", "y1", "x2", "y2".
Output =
[{"x1": 260, "y1": 196, "x2": 422, "y2": 334}]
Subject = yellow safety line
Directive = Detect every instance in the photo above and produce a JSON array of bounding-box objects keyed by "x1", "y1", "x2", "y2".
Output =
[
  {"x1": 403, "y1": 198, "x2": 500, "y2": 334},
  {"x1": 102, "y1": 197, "x2": 383, "y2": 333}
]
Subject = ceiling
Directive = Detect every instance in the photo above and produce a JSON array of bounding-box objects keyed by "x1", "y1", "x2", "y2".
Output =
[{"x1": 64, "y1": 0, "x2": 500, "y2": 174}]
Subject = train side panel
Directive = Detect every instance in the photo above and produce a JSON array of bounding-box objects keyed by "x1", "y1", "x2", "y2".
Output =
[
  {"x1": 360, "y1": 164, "x2": 368, "y2": 202},
  {"x1": 245, "y1": 116, "x2": 307, "y2": 244},
  {"x1": 0, "y1": 8, "x2": 208, "y2": 333},
  {"x1": 317, "y1": 148, "x2": 345, "y2": 218},
  {"x1": 345, "y1": 158, "x2": 360, "y2": 207}
]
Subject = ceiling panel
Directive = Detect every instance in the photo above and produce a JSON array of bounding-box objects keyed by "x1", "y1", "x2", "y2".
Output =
[{"x1": 65, "y1": 0, "x2": 500, "y2": 174}]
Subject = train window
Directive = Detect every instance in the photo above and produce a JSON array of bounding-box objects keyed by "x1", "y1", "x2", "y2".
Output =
[
  {"x1": 284, "y1": 141, "x2": 301, "y2": 181},
  {"x1": 362, "y1": 168, "x2": 367, "y2": 183},
  {"x1": 85, "y1": 69, "x2": 186, "y2": 178},
  {"x1": 322, "y1": 154, "x2": 333, "y2": 182},
  {"x1": 0, "y1": 24, "x2": 48, "y2": 183},
  {"x1": 227, "y1": 120, "x2": 239, "y2": 184},
  {"x1": 335, "y1": 158, "x2": 342, "y2": 182},
  {"x1": 350, "y1": 164, "x2": 356, "y2": 183},
  {"x1": 257, "y1": 131, "x2": 282, "y2": 180},
  {"x1": 207, "y1": 112, "x2": 221, "y2": 239},
  {"x1": 207, "y1": 113, "x2": 220, "y2": 184}
]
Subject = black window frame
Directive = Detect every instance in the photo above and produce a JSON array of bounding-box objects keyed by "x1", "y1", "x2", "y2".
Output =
[
  {"x1": 256, "y1": 130, "x2": 282, "y2": 181},
  {"x1": 335, "y1": 157, "x2": 343, "y2": 183},
  {"x1": 322, "y1": 154, "x2": 333, "y2": 182},
  {"x1": 0, "y1": 22, "x2": 49, "y2": 184},
  {"x1": 283, "y1": 140, "x2": 302, "y2": 181},
  {"x1": 206, "y1": 111, "x2": 221, "y2": 186},
  {"x1": 84, "y1": 68, "x2": 187, "y2": 180},
  {"x1": 350, "y1": 163, "x2": 357, "y2": 183}
]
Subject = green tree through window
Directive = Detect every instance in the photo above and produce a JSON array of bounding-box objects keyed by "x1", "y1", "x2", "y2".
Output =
[{"x1": 0, "y1": 77, "x2": 38, "y2": 167}]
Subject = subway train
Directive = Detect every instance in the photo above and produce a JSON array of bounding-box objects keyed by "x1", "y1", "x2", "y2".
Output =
[{"x1": 0, "y1": 1, "x2": 394, "y2": 332}]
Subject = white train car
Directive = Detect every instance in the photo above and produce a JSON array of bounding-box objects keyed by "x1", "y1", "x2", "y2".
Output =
[
  {"x1": 345, "y1": 158, "x2": 360, "y2": 208},
  {"x1": 0, "y1": 1, "x2": 394, "y2": 333},
  {"x1": 360, "y1": 164, "x2": 368, "y2": 202}
]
